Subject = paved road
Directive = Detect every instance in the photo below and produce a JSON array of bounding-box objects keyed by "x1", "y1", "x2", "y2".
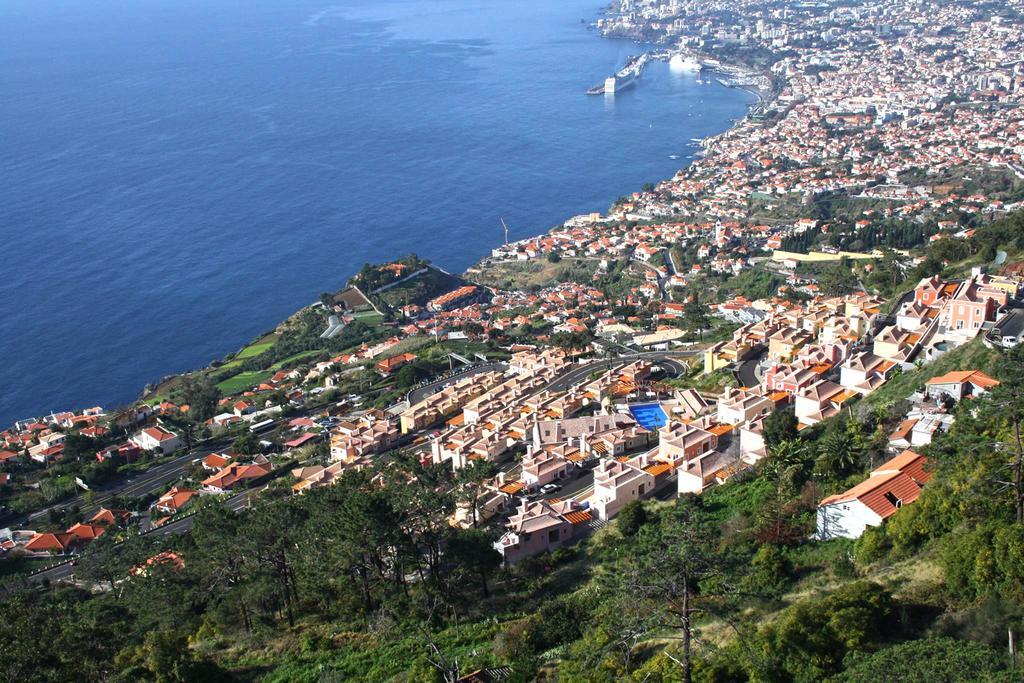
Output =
[
  {"x1": 546, "y1": 350, "x2": 697, "y2": 394},
  {"x1": 537, "y1": 469, "x2": 594, "y2": 504},
  {"x1": 27, "y1": 485, "x2": 260, "y2": 585},
  {"x1": 735, "y1": 346, "x2": 767, "y2": 388},
  {"x1": 20, "y1": 353, "x2": 689, "y2": 528},
  {"x1": 407, "y1": 362, "x2": 507, "y2": 404},
  {"x1": 19, "y1": 405, "x2": 326, "y2": 527},
  {"x1": 23, "y1": 437, "x2": 234, "y2": 525}
]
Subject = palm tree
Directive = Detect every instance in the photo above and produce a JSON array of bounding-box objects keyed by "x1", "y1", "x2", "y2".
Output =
[
  {"x1": 761, "y1": 439, "x2": 806, "y2": 544},
  {"x1": 817, "y1": 427, "x2": 857, "y2": 479}
]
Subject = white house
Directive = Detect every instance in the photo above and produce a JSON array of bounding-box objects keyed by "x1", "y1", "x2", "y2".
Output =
[
  {"x1": 739, "y1": 415, "x2": 767, "y2": 464},
  {"x1": 910, "y1": 413, "x2": 954, "y2": 447},
  {"x1": 130, "y1": 426, "x2": 182, "y2": 454},
  {"x1": 520, "y1": 449, "x2": 572, "y2": 490},
  {"x1": 716, "y1": 387, "x2": 773, "y2": 426},
  {"x1": 816, "y1": 450, "x2": 930, "y2": 540},
  {"x1": 677, "y1": 450, "x2": 740, "y2": 495},
  {"x1": 794, "y1": 379, "x2": 849, "y2": 426},
  {"x1": 839, "y1": 351, "x2": 895, "y2": 396},
  {"x1": 924, "y1": 370, "x2": 999, "y2": 402},
  {"x1": 590, "y1": 458, "x2": 655, "y2": 520}
]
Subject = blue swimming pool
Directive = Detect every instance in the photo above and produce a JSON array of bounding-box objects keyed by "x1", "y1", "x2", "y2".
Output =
[{"x1": 628, "y1": 403, "x2": 668, "y2": 430}]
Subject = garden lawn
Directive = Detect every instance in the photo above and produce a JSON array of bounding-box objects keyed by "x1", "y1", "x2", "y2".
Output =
[
  {"x1": 217, "y1": 370, "x2": 273, "y2": 395},
  {"x1": 269, "y1": 351, "x2": 324, "y2": 371},
  {"x1": 219, "y1": 339, "x2": 277, "y2": 370},
  {"x1": 351, "y1": 311, "x2": 385, "y2": 327}
]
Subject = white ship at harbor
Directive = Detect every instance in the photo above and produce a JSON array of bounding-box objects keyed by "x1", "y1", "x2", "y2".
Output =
[
  {"x1": 588, "y1": 53, "x2": 648, "y2": 95},
  {"x1": 669, "y1": 53, "x2": 701, "y2": 72},
  {"x1": 603, "y1": 71, "x2": 637, "y2": 93}
]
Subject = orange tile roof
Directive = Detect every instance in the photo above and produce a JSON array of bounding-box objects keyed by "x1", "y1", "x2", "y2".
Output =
[
  {"x1": 822, "y1": 448, "x2": 931, "y2": 520},
  {"x1": 642, "y1": 462, "x2": 673, "y2": 477},
  {"x1": 564, "y1": 510, "x2": 592, "y2": 525},
  {"x1": 926, "y1": 370, "x2": 999, "y2": 388},
  {"x1": 888, "y1": 419, "x2": 917, "y2": 442},
  {"x1": 498, "y1": 481, "x2": 524, "y2": 495},
  {"x1": 873, "y1": 449, "x2": 931, "y2": 485},
  {"x1": 25, "y1": 533, "x2": 74, "y2": 552}
]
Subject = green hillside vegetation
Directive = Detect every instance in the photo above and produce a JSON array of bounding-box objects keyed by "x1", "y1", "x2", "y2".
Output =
[
  {"x1": 864, "y1": 337, "x2": 1002, "y2": 408},
  {"x1": 472, "y1": 258, "x2": 602, "y2": 291},
  {"x1": 377, "y1": 266, "x2": 463, "y2": 309},
  {"x1": 5, "y1": 344, "x2": 1024, "y2": 682},
  {"x1": 10, "y1": 213, "x2": 1024, "y2": 682}
]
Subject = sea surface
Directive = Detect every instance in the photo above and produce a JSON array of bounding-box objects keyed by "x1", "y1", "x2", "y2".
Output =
[{"x1": 0, "y1": 0, "x2": 755, "y2": 425}]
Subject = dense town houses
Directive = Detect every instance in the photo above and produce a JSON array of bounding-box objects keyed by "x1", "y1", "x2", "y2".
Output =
[{"x1": 4, "y1": 0, "x2": 1024, "y2": 590}]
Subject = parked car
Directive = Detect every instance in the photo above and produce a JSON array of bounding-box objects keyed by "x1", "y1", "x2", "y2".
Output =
[{"x1": 539, "y1": 483, "x2": 561, "y2": 495}]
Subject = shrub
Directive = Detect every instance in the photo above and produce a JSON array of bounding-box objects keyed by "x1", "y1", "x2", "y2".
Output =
[
  {"x1": 617, "y1": 500, "x2": 648, "y2": 537},
  {"x1": 833, "y1": 637, "x2": 1012, "y2": 682}
]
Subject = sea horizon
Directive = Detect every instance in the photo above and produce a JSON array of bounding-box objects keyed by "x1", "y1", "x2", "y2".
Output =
[{"x1": 0, "y1": 0, "x2": 755, "y2": 425}]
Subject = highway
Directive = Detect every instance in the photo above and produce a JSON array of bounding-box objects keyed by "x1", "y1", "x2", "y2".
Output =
[
  {"x1": 24, "y1": 437, "x2": 236, "y2": 525},
  {"x1": 26, "y1": 487, "x2": 256, "y2": 585},
  {"x1": 20, "y1": 404, "x2": 327, "y2": 527},
  {"x1": 546, "y1": 350, "x2": 697, "y2": 394},
  {"x1": 405, "y1": 351, "x2": 695, "y2": 407}
]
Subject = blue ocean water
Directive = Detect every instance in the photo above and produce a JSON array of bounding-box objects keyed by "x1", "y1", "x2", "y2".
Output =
[{"x1": 0, "y1": 0, "x2": 754, "y2": 425}]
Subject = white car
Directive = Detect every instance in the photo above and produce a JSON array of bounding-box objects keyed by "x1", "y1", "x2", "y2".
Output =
[{"x1": 539, "y1": 483, "x2": 561, "y2": 495}]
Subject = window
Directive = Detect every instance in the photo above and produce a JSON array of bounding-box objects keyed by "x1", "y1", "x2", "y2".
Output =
[
  {"x1": 548, "y1": 530, "x2": 560, "y2": 543},
  {"x1": 883, "y1": 492, "x2": 902, "y2": 508}
]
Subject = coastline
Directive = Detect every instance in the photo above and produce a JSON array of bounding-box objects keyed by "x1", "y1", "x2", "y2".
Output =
[
  {"x1": 140, "y1": 47, "x2": 767, "y2": 405},
  {"x1": 8, "y1": 12, "x2": 761, "y2": 428}
]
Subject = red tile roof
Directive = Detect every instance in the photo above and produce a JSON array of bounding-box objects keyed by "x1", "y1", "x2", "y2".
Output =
[
  {"x1": 25, "y1": 532, "x2": 76, "y2": 553},
  {"x1": 872, "y1": 449, "x2": 931, "y2": 485},
  {"x1": 926, "y1": 370, "x2": 999, "y2": 389}
]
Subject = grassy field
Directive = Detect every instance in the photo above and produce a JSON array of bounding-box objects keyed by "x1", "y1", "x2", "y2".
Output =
[
  {"x1": 215, "y1": 351, "x2": 327, "y2": 395},
  {"x1": 351, "y1": 311, "x2": 385, "y2": 327},
  {"x1": 269, "y1": 351, "x2": 324, "y2": 371},
  {"x1": 865, "y1": 337, "x2": 1002, "y2": 407},
  {"x1": 236, "y1": 339, "x2": 276, "y2": 359},
  {"x1": 219, "y1": 336, "x2": 279, "y2": 370},
  {"x1": 216, "y1": 370, "x2": 273, "y2": 395},
  {"x1": 472, "y1": 258, "x2": 599, "y2": 290}
]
